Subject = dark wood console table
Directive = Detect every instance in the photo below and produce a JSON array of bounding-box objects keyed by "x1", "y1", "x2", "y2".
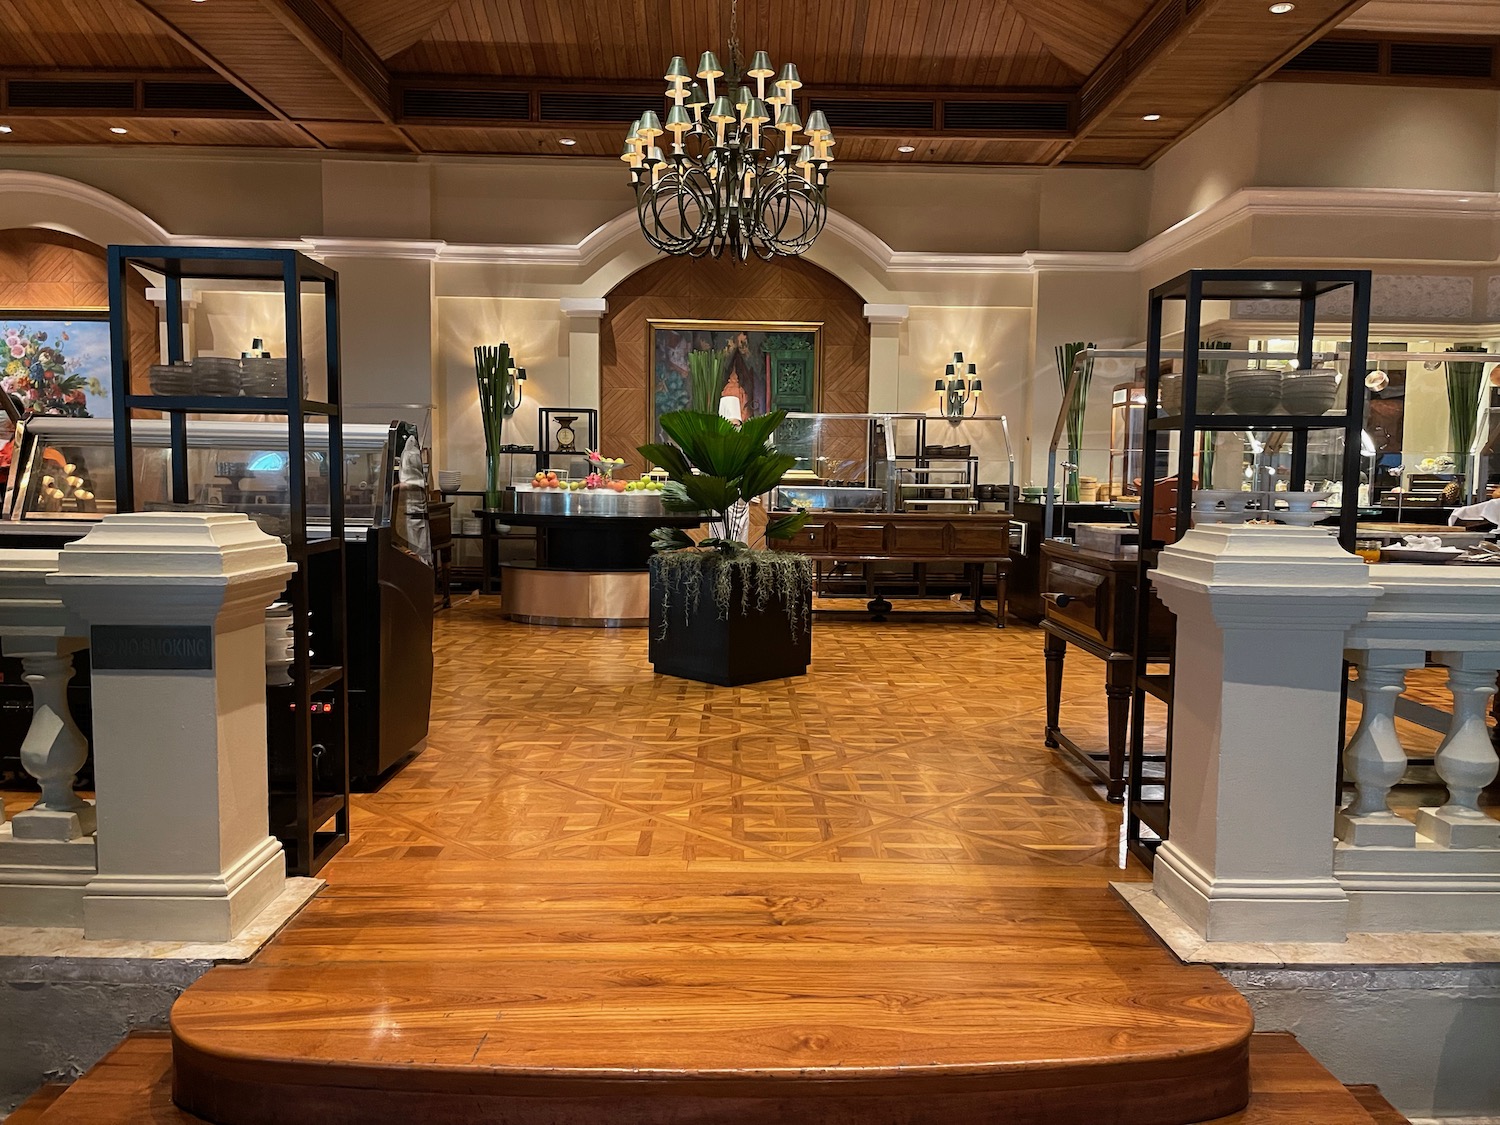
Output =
[
  {"x1": 1040, "y1": 540, "x2": 1172, "y2": 800},
  {"x1": 772, "y1": 511, "x2": 1010, "y2": 626}
]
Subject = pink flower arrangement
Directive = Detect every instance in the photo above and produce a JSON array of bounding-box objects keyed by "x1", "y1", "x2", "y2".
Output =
[{"x1": 0, "y1": 325, "x2": 105, "y2": 418}]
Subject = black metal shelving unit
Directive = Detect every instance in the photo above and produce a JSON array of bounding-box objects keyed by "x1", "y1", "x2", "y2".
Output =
[
  {"x1": 536, "y1": 407, "x2": 598, "y2": 471},
  {"x1": 107, "y1": 245, "x2": 350, "y2": 876},
  {"x1": 1125, "y1": 268, "x2": 1373, "y2": 868}
]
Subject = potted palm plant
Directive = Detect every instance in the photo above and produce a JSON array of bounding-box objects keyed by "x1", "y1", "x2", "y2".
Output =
[{"x1": 639, "y1": 408, "x2": 813, "y2": 686}]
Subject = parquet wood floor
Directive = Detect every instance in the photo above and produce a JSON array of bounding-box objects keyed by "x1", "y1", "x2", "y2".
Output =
[{"x1": 161, "y1": 596, "x2": 1271, "y2": 1124}]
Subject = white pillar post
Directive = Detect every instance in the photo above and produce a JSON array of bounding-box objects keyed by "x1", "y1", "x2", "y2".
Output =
[
  {"x1": 1149, "y1": 526, "x2": 1381, "y2": 943},
  {"x1": 560, "y1": 298, "x2": 607, "y2": 412},
  {"x1": 47, "y1": 513, "x2": 296, "y2": 942},
  {"x1": 1336, "y1": 651, "x2": 1423, "y2": 847},
  {"x1": 864, "y1": 304, "x2": 909, "y2": 413},
  {"x1": 1418, "y1": 651, "x2": 1500, "y2": 848}
]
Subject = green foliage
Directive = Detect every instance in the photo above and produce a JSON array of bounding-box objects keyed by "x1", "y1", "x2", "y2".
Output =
[
  {"x1": 1054, "y1": 341, "x2": 1095, "y2": 503},
  {"x1": 1446, "y1": 345, "x2": 1488, "y2": 473},
  {"x1": 649, "y1": 550, "x2": 813, "y2": 639},
  {"x1": 638, "y1": 407, "x2": 800, "y2": 554},
  {"x1": 687, "y1": 348, "x2": 727, "y2": 414},
  {"x1": 766, "y1": 510, "x2": 811, "y2": 541},
  {"x1": 473, "y1": 342, "x2": 512, "y2": 509}
]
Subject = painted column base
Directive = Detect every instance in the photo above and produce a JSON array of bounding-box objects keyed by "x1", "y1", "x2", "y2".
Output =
[
  {"x1": 10, "y1": 800, "x2": 97, "y2": 842},
  {"x1": 1336, "y1": 840, "x2": 1500, "y2": 932},
  {"x1": 0, "y1": 823, "x2": 96, "y2": 927},
  {"x1": 1417, "y1": 807, "x2": 1500, "y2": 849},
  {"x1": 1336, "y1": 808, "x2": 1417, "y2": 847},
  {"x1": 83, "y1": 835, "x2": 284, "y2": 942},
  {"x1": 1155, "y1": 841, "x2": 1350, "y2": 943}
]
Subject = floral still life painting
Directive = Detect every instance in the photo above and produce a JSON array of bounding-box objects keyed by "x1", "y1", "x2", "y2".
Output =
[{"x1": 2, "y1": 319, "x2": 111, "y2": 418}]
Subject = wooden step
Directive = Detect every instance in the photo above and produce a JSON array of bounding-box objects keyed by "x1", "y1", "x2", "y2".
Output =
[
  {"x1": 5, "y1": 1082, "x2": 67, "y2": 1124},
  {"x1": 25, "y1": 1031, "x2": 1388, "y2": 1125},
  {"x1": 1346, "y1": 1083, "x2": 1413, "y2": 1125}
]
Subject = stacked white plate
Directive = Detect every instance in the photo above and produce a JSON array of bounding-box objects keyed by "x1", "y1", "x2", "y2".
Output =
[
  {"x1": 1159, "y1": 372, "x2": 1226, "y2": 416},
  {"x1": 241, "y1": 357, "x2": 287, "y2": 397},
  {"x1": 1225, "y1": 368, "x2": 1283, "y2": 415},
  {"x1": 148, "y1": 362, "x2": 195, "y2": 396},
  {"x1": 437, "y1": 470, "x2": 462, "y2": 492},
  {"x1": 460, "y1": 517, "x2": 482, "y2": 536},
  {"x1": 192, "y1": 356, "x2": 243, "y2": 396},
  {"x1": 1280, "y1": 368, "x2": 1339, "y2": 415}
]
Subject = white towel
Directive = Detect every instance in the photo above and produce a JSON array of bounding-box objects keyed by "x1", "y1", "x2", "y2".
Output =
[{"x1": 1448, "y1": 497, "x2": 1500, "y2": 526}]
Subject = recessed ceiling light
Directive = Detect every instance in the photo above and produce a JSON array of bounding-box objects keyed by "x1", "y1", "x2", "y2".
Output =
[
  {"x1": 1142, "y1": 113, "x2": 1162, "y2": 121},
  {"x1": 559, "y1": 137, "x2": 577, "y2": 146},
  {"x1": 109, "y1": 126, "x2": 128, "y2": 134},
  {"x1": 897, "y1": 145, "x2": 915, "y2": 153},
  {"x1": 0, "y1": 125, "x2": 11, "y2": 134},
  {"x1": 1269, "y1": 2, "x2": 1295, "y2": 12}
]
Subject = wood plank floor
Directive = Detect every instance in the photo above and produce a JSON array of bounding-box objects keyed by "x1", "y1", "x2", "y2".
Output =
[{"x1": 165, "y1": 595, "x2": 1265, "y2": 1124}]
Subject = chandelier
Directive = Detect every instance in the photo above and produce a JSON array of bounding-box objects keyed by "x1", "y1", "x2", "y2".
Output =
[{"x1": 622, "y1": 3, "x2": 835, "y2": 260}]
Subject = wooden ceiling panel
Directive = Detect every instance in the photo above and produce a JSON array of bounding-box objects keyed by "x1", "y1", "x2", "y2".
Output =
[
  {"x1": 0, "y1": 115, "x2": 316, "y2": 147},
  {"x1": 129, "y1": 0, "x2": 381, "y2": 121},
  {"x1": 327, "y1": 0, "x2": 461, "y2": 60},
  {"x1": 1058, "y1": 0, "x2": 1370, "y2": 166},
  {"x1": 0, "y1": 0, "x2": 199, "y2": 69},
  {"x1": 401, "y1": 124, "x2": 624, "y2": 156},
  {"x1": 301, "y1": 121, "x2": 414, "y2": 151},
  {"x1": 384, "y1": 0, "x2": 1089, "y2": 88}
]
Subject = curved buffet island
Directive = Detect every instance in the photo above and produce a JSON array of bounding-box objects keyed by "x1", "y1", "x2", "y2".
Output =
[{"x1": 489, "y1": 487, "x2": 702, "y2": 627}]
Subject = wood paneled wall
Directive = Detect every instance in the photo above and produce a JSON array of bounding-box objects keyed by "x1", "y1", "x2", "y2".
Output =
[
  {"x1": 0, "y1": 228, "x2": 157, "y2": 396},
  {"x1": 599, "y1": 254, "x2": 869, "y2": 477}
]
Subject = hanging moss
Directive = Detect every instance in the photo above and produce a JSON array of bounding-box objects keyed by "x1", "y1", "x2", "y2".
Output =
[{"x1": 649, "y1": 549, "x2": 813, "y2": 640}]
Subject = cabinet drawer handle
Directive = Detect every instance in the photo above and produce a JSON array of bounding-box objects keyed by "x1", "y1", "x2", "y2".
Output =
[{"x1": 1044, "y1": 592, "x2": 1077, "y2": 608}]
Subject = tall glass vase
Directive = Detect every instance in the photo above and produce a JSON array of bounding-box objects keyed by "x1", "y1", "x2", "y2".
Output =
[{"x1": 485, "y1": 454, "x2": 502, "y2": 511}]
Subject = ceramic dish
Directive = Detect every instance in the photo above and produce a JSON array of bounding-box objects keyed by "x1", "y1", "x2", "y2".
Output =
[{"x1": 1379, "y1": 545, "x2": 1464, "y2": 564}]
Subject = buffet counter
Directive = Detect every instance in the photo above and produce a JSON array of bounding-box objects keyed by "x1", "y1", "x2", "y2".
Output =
[{"x1": 488, "y1": 486, "x2": 702, "y2": 627}]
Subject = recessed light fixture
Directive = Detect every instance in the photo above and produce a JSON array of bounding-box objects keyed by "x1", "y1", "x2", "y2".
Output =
[
  {"x1": 109, "y1": 126, "x2": 128, "y2": 134},
  {"x1": 897, "y1": 145, "x2": 915, "y2": 153},
  {"x1": 0, "y1": 125, "x2": 11, "y2": 134},
  {"x1": 1142, "y1": 113, "x2": 1162, "y2": 122},
  {"x1": 1269, "y1": 2, "x2": 1295, "y2": 12},
  {"x1": 559, "y1": 137, "x2": 577, "y2": 146}
]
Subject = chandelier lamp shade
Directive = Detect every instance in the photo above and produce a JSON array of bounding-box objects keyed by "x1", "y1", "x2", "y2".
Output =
[
  {"x1": 936, "y1": 351, "x2": 983, "y2": 418},
  {"x1": 623, "y1": 43, "x2": 834, "y2": 260}
]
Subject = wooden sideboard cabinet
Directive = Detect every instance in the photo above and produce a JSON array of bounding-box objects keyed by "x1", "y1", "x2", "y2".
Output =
[
  {"x1": 772, "y1": 511, "x2": 1010, "y2": 626},
  {"x1": 1040, "y1": 540, "x2": 1173, "y2": 800}
]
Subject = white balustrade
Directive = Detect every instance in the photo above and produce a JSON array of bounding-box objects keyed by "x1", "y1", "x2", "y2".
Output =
[
  {"x1": 1148, "y1": 527, "x2": 1500, "y2": 943},
  {"x1": 0, "y1": 514, "x2": 294, "y2": 940}
]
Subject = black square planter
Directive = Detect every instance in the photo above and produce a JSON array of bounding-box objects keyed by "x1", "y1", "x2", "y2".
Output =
[{"x1": 648, "y1": 561, "x2": 812, "y2": 687}]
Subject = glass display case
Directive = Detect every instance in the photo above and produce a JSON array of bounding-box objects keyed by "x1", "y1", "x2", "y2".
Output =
[{"x1": 3, "y1": 417, "x2": 416, "y2": 540}]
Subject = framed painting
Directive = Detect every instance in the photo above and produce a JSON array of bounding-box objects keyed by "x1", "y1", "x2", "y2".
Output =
[
  {"x1": 1, "y1": 313, "x2": 112, "y2": 418},
  {"x1": 648, "y1": 320, "x2": 820, "y2": 446}
]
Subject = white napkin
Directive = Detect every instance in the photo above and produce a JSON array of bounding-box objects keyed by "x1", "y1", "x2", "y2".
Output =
[{"x1": 1401, "y1": 535, "x2": 1444, "y2": 550}]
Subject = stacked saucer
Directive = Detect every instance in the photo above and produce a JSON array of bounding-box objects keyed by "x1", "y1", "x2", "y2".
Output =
[{"x1": 1225, "y1": 367, "x2": 1283, "y2": 414}]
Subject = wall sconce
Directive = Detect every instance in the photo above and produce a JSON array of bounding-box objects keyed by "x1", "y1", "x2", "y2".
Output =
[
  {"x1": 504, "y1": 356, "x2": 527, "y2": 417},
  {"x1": 935, "y1": 350, "x2": 982, "y2": 418}
]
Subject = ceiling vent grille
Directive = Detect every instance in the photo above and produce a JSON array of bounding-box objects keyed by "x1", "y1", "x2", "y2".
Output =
[
  {"x1": 401, "y1": 87, "x2": 529, "y2": 121},
  {"x1": 1390, "y1": 41, "x2": 1493, "y2": 78},
  {"x1": 806, "y1": 98, "x2": 935, "y2": 130},
  {"x1": 1127, "y1": 3, "x2": 1181, "y2": 70},
  {"x1": 942, "y1": 100, "x2": 1069, "y2": 132},
  {"x1": 284, "y1": 0, "x2": 343, "y2": 55},
  {"x1": 342, "y1": 40, "x2": 390, "y2": 101},
  {"x1": 543, "y1": 90, "x2": 654, "y2": 121},
  {"x1": 142, "y1": 81, "x2": 264, "y2": 114},
  {"x1": 1079, "y1": 54, "x2": 1126, "y2": 122},
  {"x1": 7, "y1": 80, "x2": 135, "y2": 109},
  {"x1": 538, "y1": 91, "x2": 649, "y2": 122},
  {"x1": 1283, "y1": 39, "x2": 1381, "y2": 74}
]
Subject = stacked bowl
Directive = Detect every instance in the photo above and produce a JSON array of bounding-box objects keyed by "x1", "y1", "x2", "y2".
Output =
[
  {"x1": 437, "y1": 470, "x2": 462, "y2": 492},
  {"x1": 1159, "y1": 371, "x2": 1227, "y2": 416},
  {"x1": 1225, "y1": 367, "x2": 1283, "y2": 415},
  {"x1": 148, "y1": 362, "x2": 195, "y2": 396},
  {"x1": 1280, "y1": 368, "x2": 1340, "y2": 415}
]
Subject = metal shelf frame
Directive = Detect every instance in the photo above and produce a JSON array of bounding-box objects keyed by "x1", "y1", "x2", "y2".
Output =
[
  {"x1": 106, "y1": 244, "x2": 350, "y2": 877},
  {"x1": 1122, "y1": 268, "x2": 1374, "y2": 869}
]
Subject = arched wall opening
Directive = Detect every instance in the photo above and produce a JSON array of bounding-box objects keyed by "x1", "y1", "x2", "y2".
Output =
[{"x1": 598, "y1": 252, "x2": 871, "y2": 476}]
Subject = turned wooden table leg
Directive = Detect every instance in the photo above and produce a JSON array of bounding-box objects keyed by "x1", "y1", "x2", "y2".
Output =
[
  {"x1": 1104, "y1": 654, "x2": 1133, "y2": 803},
  {"x1": 1043, "y1": 630, "x2": 1065, "y2": 748}
]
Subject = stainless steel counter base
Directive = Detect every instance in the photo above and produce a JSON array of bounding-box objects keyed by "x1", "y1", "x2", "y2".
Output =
[{"x1": 499, "y1": 565, "x2": 649, "y2": 628}]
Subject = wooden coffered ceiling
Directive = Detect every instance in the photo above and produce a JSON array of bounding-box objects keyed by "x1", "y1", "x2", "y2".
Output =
[{"x1": 0, "y1": 0, "x2": 1379, "y2": 165}]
